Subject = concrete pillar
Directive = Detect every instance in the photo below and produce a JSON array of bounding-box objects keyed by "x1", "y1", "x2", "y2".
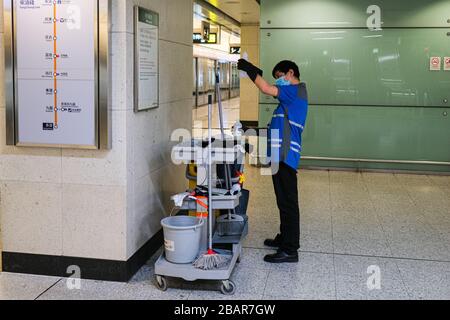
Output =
[
  {"x1": 0, "y1": 0, "x2": 193, "y2": 281},
  {"x1": 239, "y1": 24, "x2": 260, "y2": 124}
]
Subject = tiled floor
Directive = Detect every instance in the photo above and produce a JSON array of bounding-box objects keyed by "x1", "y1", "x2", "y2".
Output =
[
  {"x1": 1, "y1": 168, "x2": 449, "y2": 300},
  {"x1": 1, "y1": 99, "x2": 449, "y2": 300}
]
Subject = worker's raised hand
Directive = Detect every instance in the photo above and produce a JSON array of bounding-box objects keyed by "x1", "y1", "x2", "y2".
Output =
[
  {"x1": 237, "y1": 59, "x2": 263, "y2": 82},
  {"x1": 237, "y1": 59, "x2": 254, "y2": 73}
]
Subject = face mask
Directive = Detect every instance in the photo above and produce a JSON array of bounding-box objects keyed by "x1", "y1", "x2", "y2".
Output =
[{"x1": 275, "y1": 76, "x2": 291, "y2": 86}]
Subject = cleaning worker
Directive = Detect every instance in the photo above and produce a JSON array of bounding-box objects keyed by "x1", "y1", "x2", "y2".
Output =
[{"x1": 238, "y1": 59, "x2": 308, "y2": 263}]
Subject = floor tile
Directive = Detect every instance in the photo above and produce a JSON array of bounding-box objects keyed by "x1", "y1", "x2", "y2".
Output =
[
  {"x1": 402, "y1": 278, "x2": 450, "y2": 300},
  {"x1": 301, "y1": 213, "x2": 332, "y2": 227},
  {"x1": 262, "y1": 294, "x2": 306, "y2": 300},
  {"x1": 37, "y1": 278, "x2": 190, "y2": 300},
  {"x1": 301, "y1": 223, "x2": 332, "y2": 240},
  {"x1": 332, "y1": 222, "x2": 385, "y2": 240},
  {"x1": 387, "y1": 238, "x2": 450, "y2": 261},
  {"x1": 333, "y1": 235, "x2": 392, "y2": 257},
  {"x1": 362, "y1": 172, "x2": 398, "y2": 185},
  {"x1": 188, "y1": 291, "x2": 263, "y2": 300},
  {"x1": 249, "y1": 218, "x2": 279, "y2": 233},
  {"x1": 129, "y1": 248, "x2": 163, "y2": 284},
  {"x1": 395, "y1": 260, "x2": 450, "y2": 300},
  {"x1": 236, "y1": 248, "x2": 273, "y2": 270},
  {"x1": 394, "y1": 174, "x2": 433, "y2": 187},
  {"x1": 438, "y1": 186, "x2": 450, "y2": 197},
  {"x1": 300, "y1": 230, "x2": 333, "y2": 254},
  {"x1": 395, "y1": 259, "x2": 450, "y2": 275},
  {"x1": 427, "y1": 175, "x2": 450, "y2": 188},
  {"x1": 0, "y1": 273, "x2": 61, "y2": 300},
  {"x1": 270, "y1": 252, "x2": 334, "y2": 275},
  {"x1": 380, "y1": 220, "x2": 436, "y2": 238},
  {"x1": 368, "y1": 191, "x2": 413, "y2": 203},
  {"x1": 329, "y1": 171, "x2": 365, "y2": 185},
  {"x1": 180, "y1": 265, "x2": 269, "y2": 296},
  {"x1": 334, "y1": 255, "x2": 402, "y2": 279},
  {"x1": 243, "y1": 229, "x2": 277, "y2": 250},
  {"x1": 264, "y1": 270, "x2": 336, "y2": 300},
  {"x1": 336, "y1": 275, "x2": 410, "y2": 300}
]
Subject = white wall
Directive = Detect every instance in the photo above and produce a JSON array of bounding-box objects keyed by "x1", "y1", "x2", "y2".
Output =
[
  {"x1": 122, "y1": 0, "x2": 193, "y2": 259},
  {"x1": 0, "y1": 0, "x2": 193, "y2": 263}
]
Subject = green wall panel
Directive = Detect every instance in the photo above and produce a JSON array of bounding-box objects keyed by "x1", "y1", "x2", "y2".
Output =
[
  {"x1": 261, "y1": 0, "x2": 450, "y2": 28},
  {"x1": 260, "y1": 29, "x2": 450, "y2": 107},
  {"x1": 259, "y1": 0, "x2": 450, "y2": 171},
  {"x1": 260, "y1": 104, "x2": 450, "y2": 164}
]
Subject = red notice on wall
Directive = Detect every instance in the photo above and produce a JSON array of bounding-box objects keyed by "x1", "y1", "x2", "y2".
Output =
[
  {"x1": 444, "y1": 57, "x2": 450, "y2": 71},
  {"x1": 430, "y1": 57, "x2": 441, "y2": 71}
]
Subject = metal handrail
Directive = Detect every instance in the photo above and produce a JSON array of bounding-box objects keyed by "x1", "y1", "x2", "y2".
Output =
[{"x1": 302, "y1": 156, "x2": 450, "y2": 166}]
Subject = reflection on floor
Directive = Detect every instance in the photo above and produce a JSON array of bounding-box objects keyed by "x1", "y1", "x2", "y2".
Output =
[
  {"x1": 192, "y1": 97, "x2": 241, "y2": 139},
  {"x1": 1, "y1": 166, "x2": 449, "y2": 300}
]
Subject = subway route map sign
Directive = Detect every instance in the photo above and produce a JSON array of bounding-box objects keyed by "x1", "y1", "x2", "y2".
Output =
[{"x1": 15, "y1": 0, "x2": 97, "y2": 147}]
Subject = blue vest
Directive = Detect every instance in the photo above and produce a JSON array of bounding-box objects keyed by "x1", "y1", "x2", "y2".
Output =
[{"x1": 267, "y1": 83, "x2": 309, "y2": 171}]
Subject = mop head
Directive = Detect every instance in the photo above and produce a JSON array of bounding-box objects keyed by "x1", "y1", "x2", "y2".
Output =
[{"x1": 193, "y1": 249, "x2": 231, "y2": 270}]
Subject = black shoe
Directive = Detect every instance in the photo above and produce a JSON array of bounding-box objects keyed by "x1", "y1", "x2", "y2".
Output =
[
  {"x1": 264, "y1": 251, "x2": 299, "y2": 264},
  {"x1": 264, "y1": 234, "x2": 282, "y2": 248}
]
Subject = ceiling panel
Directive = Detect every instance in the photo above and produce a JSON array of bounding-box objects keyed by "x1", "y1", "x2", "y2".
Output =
[{"x1": 203, "y1": 0, "x2": 260, "y2": 24}]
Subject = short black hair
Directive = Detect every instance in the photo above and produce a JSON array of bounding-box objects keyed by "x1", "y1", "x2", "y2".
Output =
[{"x1": 272, "y1": 60, "x2": 300, "y2": 79}]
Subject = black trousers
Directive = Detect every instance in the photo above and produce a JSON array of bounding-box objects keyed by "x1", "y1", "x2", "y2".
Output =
[{"x1": 272, "y1": 162, "x2": 300, "y2": 254}]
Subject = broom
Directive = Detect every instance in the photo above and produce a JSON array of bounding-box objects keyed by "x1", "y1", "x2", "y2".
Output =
[{"x1": 193, "y1": 94, "x2": 230, "y2": 270}]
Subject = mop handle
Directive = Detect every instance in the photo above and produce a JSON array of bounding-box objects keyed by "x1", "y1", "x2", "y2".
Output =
[
  {"x1": 216, "y1": 69, "x2": 226, "y2": 140},
  {"x1": 216, "y1": 69, "x2": 236, "y2": 219},
  {"x1": 207, "y1": 94, "x2": 213, "y2": 251},
  {"x1": 216, "y1": 69, "x2": 234, "y2": 188}
]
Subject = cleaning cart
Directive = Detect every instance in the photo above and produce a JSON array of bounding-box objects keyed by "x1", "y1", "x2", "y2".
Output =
[{"x1": 154, "y1": 76, "x2": 249, "y2": 295}]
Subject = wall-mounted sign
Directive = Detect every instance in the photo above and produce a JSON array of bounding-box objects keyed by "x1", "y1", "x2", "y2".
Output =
[
  {"x1": 430, "y1": 56, "x2": 441, "y2": 71},
  {"x1": 193, "y1": 33, "x2": 217, "y2": 44},
  {"x1": 230, "y1": 46, "x2": 241, "y2": 54},
  {"x1": 5, "y1": 0, "x2": 109, "y2": 148},
  {"x1": 134, "y1": 6, "x2": 159, "y2": 111},
  {"x1": 201, "y1": 21, "x2": 210, "y2": 41},
  {"x1": 444, "y1": 57, "x2": 450, "y2": 71}
]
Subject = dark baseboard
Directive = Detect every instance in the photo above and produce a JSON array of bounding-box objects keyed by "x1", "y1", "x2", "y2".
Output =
[
  {"x1": 2, "y1": 229, "x2": 164, "y2": 283},
  {"x1": 125, "y1": 229, "x2": 164, "y2": 281}
]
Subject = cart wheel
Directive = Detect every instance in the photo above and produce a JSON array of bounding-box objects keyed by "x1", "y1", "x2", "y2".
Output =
[
  {"x1": 220, "y1": 280, "x2": 236, "y2": 295},
  {"x1": 155, "y1": 275, "x2": 168, "y2": 292}
]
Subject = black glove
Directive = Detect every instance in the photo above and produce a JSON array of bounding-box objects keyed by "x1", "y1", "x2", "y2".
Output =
[{"x1": 237, "y1": 59, "x2": 263, "y2": 82}]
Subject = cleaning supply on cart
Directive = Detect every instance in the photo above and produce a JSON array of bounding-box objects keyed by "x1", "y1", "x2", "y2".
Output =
[
  {"x1": 216, "y1": 186, "x2": 246, "y2": 236},
  {"x1": 230, "y1": 183, "x2": 242, "y2": 195},
  {"x1": 193, "y1": 247, "x2": 230, "y2": 270},
  {"x1": 216, "y1": 212, "x2": 246, "y2": 236},
  {"x1": 171, "y1": 192, "x2": 191, "y2": 207},
  {"x1": 161, "y1": 216, "x2": 204, "y2": 264},
  {"x1": 232, "y1": 121, "x2": 244, "y2": 137}
]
